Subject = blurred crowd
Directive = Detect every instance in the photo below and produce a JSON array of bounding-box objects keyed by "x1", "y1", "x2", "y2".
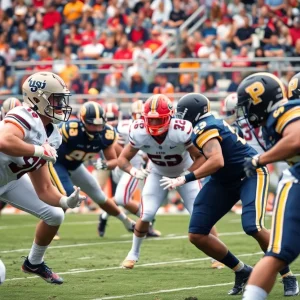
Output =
[{"x1": 0, "y1": 0, "x2": 299, "y2": 101}]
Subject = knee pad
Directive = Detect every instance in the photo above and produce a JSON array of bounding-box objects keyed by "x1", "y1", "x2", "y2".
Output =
[
  {"x1": 43, "y1": 207, "x2": 65, "y2": 226},
  {"x1": 140, "y1": 211, "x2": 155, "y2": 223}
]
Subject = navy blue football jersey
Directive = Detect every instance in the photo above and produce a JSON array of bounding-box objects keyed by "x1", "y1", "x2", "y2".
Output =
[
  {"x1": 192, "y1": 115, "x2": 258, "y2": 182},
  {"x1": 263, "y1": 100, "x2": 300, "y2": 178},
  {"x1": 57, "y1": 119, "x2": 117, "y2": 170}
]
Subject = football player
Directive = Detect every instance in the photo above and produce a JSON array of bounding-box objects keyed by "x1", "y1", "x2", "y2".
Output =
[
  {"x1": 236, "y1": 73, "x2": 300, "y2": 299},
  {"x1": 50, "y1": 101, "x2": 135, "y2": 235},
  {"x1": 160, "y1": 92, "x2": 297, "y2": 296},
  {"x1": 0, "y1": 72, "x2": 85, "y2": 284},
  {"x1": 119, "y1": 94, "x2": 220, "y2": 269},
  {"x1": 0, "y1": 97, "x2": 22, "y2": 213},
  {"x1": 287, "y1": 72, "x2": 300, "y2": 100},
  {"x1": 97, "y1": 100, "x2": 161, "y2": 237}
]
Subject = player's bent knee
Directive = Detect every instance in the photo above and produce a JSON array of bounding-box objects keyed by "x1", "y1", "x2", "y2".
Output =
[
  {"x1": 242, "y1": 223, "x2": 259, "y2": 236},
  {"x1": 140, "y1": 212, "x2": 154, "y2": 222},
  {"x1": 43, "y1": 207, "x2": 65, "y2": 226},
  {"x1": 188, "y1": 232, "x2": 208, "y2": 246}
]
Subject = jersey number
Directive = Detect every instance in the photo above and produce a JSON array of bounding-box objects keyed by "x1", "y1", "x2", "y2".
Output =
[
  {"x1": 9, "y1": 157, "x2": 44, "y2": 179},
  {"x1": 174, "y1": 120, "x2": 186, "y2": 131},
  {"x1": 245, "y1": 82, "x2": 265, "y2": 105},
  {"x1": 223, "y1": 120, "x2": 246, "y2": 145},
  {"x1": 193, "y1": 121, "x2": 207, "y2": 135},
  {"x1": 148, "y1": 154, "x2": 183, "y2": 167},
  {"x1": 66, "y1": 150, "x2": 95, "y2": 161},
  {"x1": 69, "y1": 122, "x2": 78, "y2": 137}
]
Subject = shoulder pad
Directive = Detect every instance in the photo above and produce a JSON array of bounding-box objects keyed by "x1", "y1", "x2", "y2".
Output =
[
  {"x1": 49, "y1": 124, "x2": 62, "y2": 149},
  {"x1": 102, "y1": 124, "x2": 117, "y2": 146},
  {"x1": 129, "y1": 119, "x2": 148, "y2": 148},
  {"x1": 4, "y1": 106, "x2": 39, "y2": 138},
  {"x1": 60, "y1": 119, "x2": 81, "y2": 141},
  {"x1": 168, "y1": 118, "x2": 193, "y2": 145}
]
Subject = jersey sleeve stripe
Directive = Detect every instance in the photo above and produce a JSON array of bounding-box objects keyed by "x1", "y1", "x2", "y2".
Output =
[
  {"x1": 5, "y1": 113, "x2": 31, "y2": 130},
  {"x1": 195, "y1": 129, "x2": 221, "y2": 148},
  {"x1": 4, "y1": 120, "x2": 25, "y2": 136},
  {"x1": 61, "y1": 123, "x2": 69, "y2": 139},
  {"x1": 275, "y1": 108, "x2": 300, "y2": 134},
  {"x1": 48, "y1": 162, "x2": 67, "y2": 195}
]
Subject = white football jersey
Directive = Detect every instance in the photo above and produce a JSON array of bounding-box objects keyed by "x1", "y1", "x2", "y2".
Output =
[
  {"x1": 237, "y1": 119, "x2": 264, "y2": 154},
  {"x1": 117, "y1": 119, "x2": 145, "y2": 169},
  {"x1": 0, "y1": 105, "x2": 62, "y2": 186},
  {"x1": 129, "y1": 118, "x2": 193, "y2": 177}
]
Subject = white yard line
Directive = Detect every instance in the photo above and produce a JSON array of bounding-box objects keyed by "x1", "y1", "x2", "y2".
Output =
[
  {"x1": 5, "y1": 250, "x2": 264, "y2": 283},
  {"x1": 0, "y1": 231, "x2": 245, "y2": 254},
  {"x1": 92, "y1": 282, "x2": 235, "y2": 300}
]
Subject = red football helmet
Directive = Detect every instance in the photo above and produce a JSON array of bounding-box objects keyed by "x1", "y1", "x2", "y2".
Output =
[
  {"x1": 143, "y1": 94, "x2": 174, "y2": 136},
  {"x1": 104, "y1": 103, "x2": 120, "y2": 126}
]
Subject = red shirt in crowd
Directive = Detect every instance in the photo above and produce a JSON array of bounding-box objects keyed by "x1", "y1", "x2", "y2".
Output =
[
  {"x1": 35, "y1": 57, "x2": 53, "y2": 71},
  {"x1": 113, "y1": 48, "x2": 133, "y2": 60},
  {"x1": 289, "y1": 27, "x2": 300, "y2": 46},
  {"x1": 33, "y1": 0, "x2": 44, "y2": 7},
  {"x1": 144, "y1": 39, "x2": 162, "y2": 53},
  {"x1": 81, "y1": 30, "x2": 96, "y2": 46},
  {"x1": 43, "y1": 11, "x2": 62, "y2": 29},
  {"x1": 64, "y1": 33, "x2": 82, "y2": 46}
]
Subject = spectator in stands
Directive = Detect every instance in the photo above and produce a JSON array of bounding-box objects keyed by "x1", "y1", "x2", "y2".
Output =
[
  {"x1": 197, "y1": 36, "x2": 215, "y2": 58},
  {"x1": 100, "y1": 36, "x2": 117, "y2": 70},
  {"x1": 168, "y1": 0, "x2": 187, "y2": 29},
  {"x1": 10, "y1": 32, "x2": 27, "y2": 59},
  {"x1": 185, "y1": 35, "x2": 202, "y2": 57},
  {"x1": 92, "y1": 0, "x2": 106, "y2": 27},
  {"x1": 130, "y1": 71, "x2": 148, "y2": 93},
  {"x1": 148, "y1": 74, "x2": 160, "y2": 93},
  {"x1": 63, "y1": 0, "x2": 84, "y2": 25},
  {"x1": 42, "y1": 4, "x2": 62, "y2": 30},
  {"x1": 70, "y1": 73, "x2": 85, "y2": 94},
  {"x1": 182, "y1": 0, "x2": 198, "y2": 17},
  {"x1": 81, "y1": 22, "x2": 96, "y2": 47},
  {"x1": 201, "y1": 73, "x2": 218, "y2": 93},
  {"x1": 160, "y1": 50, "x2": 179, "y2": 88},
  {"x1": 88, "y1": 71, "x2": 103, "y2": 92},
  {"x1": 280, "y1": 68, "x2": 295, "y2": 88},
  {"x1": 151, "y1": 0, "x2": 172, "y2": 27},
  {"x1": 102, "y1": 70, "x2": 130, "y2": 94},
  {"x1": 106, "y1": 0, "x2": 118, "y2": 18},
  {"x1": 0, "y1": 43, "x2": 16, "y2": 74},
  {"x1": 128, "y1": 17, "x2": 149, "y2": 44},
  {"x1": 217, "y1": 15, "x2": 235, "y2": 50},
  {"x1": 179, "y1": 74, "x2": 194, "y2": 93},
  {"x1": 233, "y1": 16, "x2": 253, "y2": 49},
  {"x1": 0, "y1": 54, "x2": 6, "y2": 85},
  {"x1": 288, "y1": 17, "x2": 300, "y2": 47},
  {"x1": 29, "y1": 22, "x2": 51, "y2": 48},
  {"x1": 82, "y1": 37, "x2": 104, "y2": 60},
  {"x1": 264, "y1": 33, "x2": 284, "y2": 57},
  {"x1": 113, "y1": 35, "x2": 133, "y2": 60},
  {"x1": 153, "y1": 74, "x2": 174, "y2": 98},
  {"x1": 232, "y1": 46, "x2": 250, "y2": 67},
  {"x1": 59, "y1": 57, "x2": 79, "y2": 88},
  {"x1": 291, "y1": 39, "x2": 300, "y2": 66},
  {"x1": 228, "y1": 0, "x2": 245, "y2": 16},
  {"x1": 144, "y1": 26, "x2": 163, "y2": 54},
  {"x1": 34, "y1": 46, "x2": 53, "y2": 71},
  {"x1": 179, "y1": 47, "x2": 200, "y2": 85},
  {"x1": 107, "y1": 7, "x2": 128, "y2": 33},
  {"x1": 17, "y1": 22, "x2": 28, "y2": 43},
  {"x1": 0, "y1": 76, "x2": 18, "y2": 95},
  {"x1": 227, "y1": 71, "x2": 243, "y2": 92},
  {"x1": 232, "y1": 7, "x2": 252, "y2": 29},
  {"x1": 210, "y1": 1, "x2": 223, "y2": 24},
  {"x1": 265, "y1": 0, "x2": 286, "y2": 14},
  {"x1": 209, "y1": 42, "x2": 227, "y2": 69},
  {"x1": 251, "y1": 47, "x2": 269, "y2": 70},
  {"x1": 202, "y1": 19, "x2": 217, "y2": 38},
  {"x1": 64, "y1": 24, "x2": 82, "y2": 54},
  {"x1": 253, "y1": 16, "x2": 273, "y2": 47},
  {"x1": 52, "y1": 23, "x2": 65, "y2": 52}
]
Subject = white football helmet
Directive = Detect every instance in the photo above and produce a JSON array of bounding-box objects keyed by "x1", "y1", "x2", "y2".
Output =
[
  {"x1": 1, "y1": 97, "x2": 22, "y2": 120},
  {"x1": 223, "y1": 93, "x2": 237, "y2": 116},
  {"x1": 131, "y1": 100, "x2": 143, "y2": 120},
  {"x1": 22, "y1": 72, "x2": 72, "y2": 124}
]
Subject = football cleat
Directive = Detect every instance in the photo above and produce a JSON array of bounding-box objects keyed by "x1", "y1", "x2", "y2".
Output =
[
  {"x1": 211, "y1": 259, "x2": 225, "y2": 269},
  {"x1": 98, "y1": 214, "x2": 108, "y2": 237},
  {"x1": 125, "y1": 219, "x2": 135, "y2": 233},
  {"x1": 146, "y1": 227, "x2": 161, "y2": 238},
  {"x1": 53, "y1": 232, "x2": 60, "y2": 241},
  {"x1": 21, "y1": 257, "x2": 63, "y2": 284},
  {"x1": 282, "y1": 275, "x2": 299, "y2": 296},
  {"x1": 121, "y1": 259, "x2": 137, "y2": 269},
  {"x1": 228, "y1": 265, "x2": 252, "y2": 295}
]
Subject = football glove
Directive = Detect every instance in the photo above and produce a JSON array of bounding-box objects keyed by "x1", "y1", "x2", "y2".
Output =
[
  {"x1": 244, "y1": 155, "x2": 261, "y2": 177},
  {"x1": 93, "y1": 158, "x2": 108, "y2": 170},
  {"x1": 33, "y1": 143, "x2": 57, "y2": 163},
  {"x1": 129, "y1": 167, "x2": 150, "y2": 180},
  {"x1": 160, "y1": 176, "x2": 186, "y2": 190},
  {"x1": 59, "y1": 186, "x2": 86, "y2": 209}
]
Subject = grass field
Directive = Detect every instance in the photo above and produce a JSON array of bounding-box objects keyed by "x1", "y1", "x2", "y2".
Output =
[{"x1": 0, "y1": 212, "x2": 299, "y2": 300}]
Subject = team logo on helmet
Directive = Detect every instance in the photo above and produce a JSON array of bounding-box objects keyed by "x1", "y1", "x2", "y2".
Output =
[{"x1": 28, "y1": 78, "x2": 47, "y2": 93}]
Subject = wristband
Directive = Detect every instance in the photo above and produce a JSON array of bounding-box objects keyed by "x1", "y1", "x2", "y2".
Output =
[
  {"x1": 184, "y1": 172, "x2": 197, "y2": 183},
  {"x1": 33, "y1": 145, "x2": 43, "y2": 157}
]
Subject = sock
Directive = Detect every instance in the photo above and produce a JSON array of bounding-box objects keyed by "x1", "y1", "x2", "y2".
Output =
[
  {"x1": 117, "y1": 213, "x2": 133, "y2": 230},
  {"x1": 135, "y1": 205, "x2": 142, "y2": 218},
  {"x1": 116, "y1": 212, "x2": 127, "y2": 221},
  {"x1": 280, "y1": 266, "x2": 292, "y2": 277},
  {"x1": 243, "y1": 285, "x2": 268, "y2": 300},
  {"x1": 220, "y1": 251, "x2": 243, "y2": 271},
  {"x1": 28, "y1": 242, "x2": 48, "y2": 265},
  {"x1": 126, "y1": 234, "x2": 145, "y2": 260},
  {"x1": 101, "y1": 212, "x2": 109, "y2": 220}
]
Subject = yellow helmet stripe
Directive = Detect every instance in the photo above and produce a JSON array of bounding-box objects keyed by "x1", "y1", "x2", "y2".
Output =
[
  {"x1": 91, "y1": 101, "x2": 100, "y2": 119},
  {"x1": 151, "y1": 95, "x2": 159, "y2": 113}
]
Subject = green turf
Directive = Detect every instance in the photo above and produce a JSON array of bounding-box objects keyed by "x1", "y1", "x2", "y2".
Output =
[{"x1": 0, "y1": 213, "x2": 299, "y2": 300}]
